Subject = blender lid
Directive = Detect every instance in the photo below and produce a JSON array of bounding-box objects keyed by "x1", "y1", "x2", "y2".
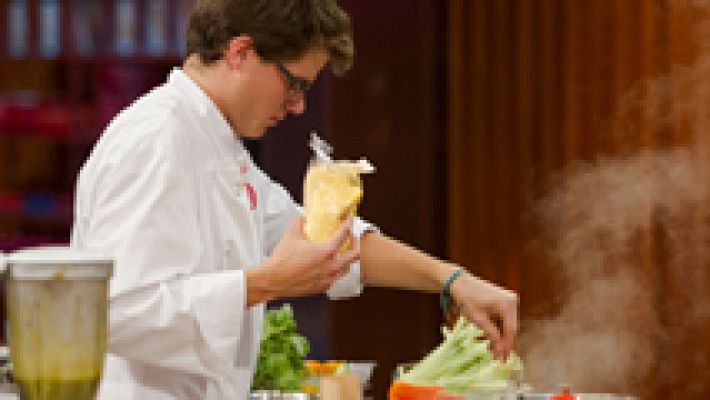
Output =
[{"x1": 5, "y1": 246, "x2": 113, "y2": 279}]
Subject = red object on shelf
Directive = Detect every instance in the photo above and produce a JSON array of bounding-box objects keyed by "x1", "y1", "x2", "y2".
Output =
[
  {"x1": 550, "y1": 386, "x2": 577, "y2": 400},
  {"x1": 0, "y1": 192, "x2": 22, "y2": 213},
  {"x1": 35, "y1": 103, "x2": 73, "y2": 137},
  {"x1": 0, "y1": 102, "x2": 8, "y2": 132},
  {"x1": 0, "y1": 99, "x2": 40, "y2": 133},
  {"x1": 0, "y1": 97, "x2": 72, "y2": 137}
]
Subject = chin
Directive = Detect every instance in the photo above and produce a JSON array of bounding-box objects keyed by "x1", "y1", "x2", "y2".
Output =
[{"x1": 239, "y1": 126, "x2": 267, "y2": 139}]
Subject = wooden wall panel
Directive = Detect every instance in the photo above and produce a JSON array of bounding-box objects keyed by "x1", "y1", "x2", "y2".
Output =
[
  {"x1": 324, "y1": 1, "x2": 446, "y2": 398},
  {"x1": 449, "y1": 1, "x2": 709, "y2": 399}
]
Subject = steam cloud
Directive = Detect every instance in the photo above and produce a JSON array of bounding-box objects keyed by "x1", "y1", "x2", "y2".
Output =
[
  {"x1": 522, "y1": 150, "x2": 704, "y2": 394},
  {"x1": 519, "y1": 5, "x2": 710, "y2": 396}
]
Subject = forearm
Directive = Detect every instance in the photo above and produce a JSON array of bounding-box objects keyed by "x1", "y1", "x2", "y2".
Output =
[
  {"x1": 360, "y1": 232, "x2": 519, "y2": 360},
  {"x1": 359, "y1": 231, "x2": 458, "y2": 292}
]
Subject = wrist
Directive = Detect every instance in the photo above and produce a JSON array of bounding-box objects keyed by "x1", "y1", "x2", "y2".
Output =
[
  {"x1": 245, "y1": 262, "x2": 279, "y2": 307},
  {"x1": 439, "y1": 266, "x2": 467, "y2": 313},
  {"x1": 433, "y1": 263, "x2": 460, "y2": 288}
]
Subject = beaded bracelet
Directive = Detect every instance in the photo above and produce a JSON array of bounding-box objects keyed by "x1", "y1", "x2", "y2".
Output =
[{"x1": 439, "y1": 267, "x2": 465, "y2": 313}]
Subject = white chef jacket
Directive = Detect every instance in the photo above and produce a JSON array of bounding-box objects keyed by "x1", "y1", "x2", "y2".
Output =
[{"x1": 71, "y1": 68, "x2": 372, "y2": 400}]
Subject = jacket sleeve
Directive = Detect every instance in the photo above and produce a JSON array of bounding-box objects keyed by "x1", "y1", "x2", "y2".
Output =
[
  {"x1": 71, "y1": 122, "x2": 244, "y2": 383},
  {"x1": 258, "y1": 168, "x2": 378, "y2": 299}
]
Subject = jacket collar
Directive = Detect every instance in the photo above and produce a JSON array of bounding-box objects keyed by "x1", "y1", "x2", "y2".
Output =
[{"x1": 167, "y1": 68, "x2": 249, "y2": 162}]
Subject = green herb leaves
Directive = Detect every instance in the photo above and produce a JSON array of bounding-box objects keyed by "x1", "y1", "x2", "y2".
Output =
[{"x1": 252, "y1": 304, "x2": 311, "y2": 391}]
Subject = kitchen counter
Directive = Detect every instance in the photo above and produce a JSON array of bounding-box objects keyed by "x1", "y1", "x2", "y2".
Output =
[{"x1": 0, "y1": 384, "x2": 15, "y2": 400}]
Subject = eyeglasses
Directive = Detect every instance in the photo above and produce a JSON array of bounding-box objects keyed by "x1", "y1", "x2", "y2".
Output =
[{"x1": 275, "y1": 62, "x2": 312, "y2": 100}]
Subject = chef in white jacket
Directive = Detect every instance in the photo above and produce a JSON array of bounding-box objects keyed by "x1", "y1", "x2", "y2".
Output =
[{"x1": 71, "y1": 0, "x2": 519, "y2": 399}]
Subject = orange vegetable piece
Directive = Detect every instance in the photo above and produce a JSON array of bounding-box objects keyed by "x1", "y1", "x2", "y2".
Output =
[
  {"x1": 320, "y1": 360, "x2": 342, "y2": 375},
  {"x1": 389, "y1": 380, "x2": 443, "y2": 400},
  {"x1": 304, "y1": 360, "x2": 321, "y2": 376}
]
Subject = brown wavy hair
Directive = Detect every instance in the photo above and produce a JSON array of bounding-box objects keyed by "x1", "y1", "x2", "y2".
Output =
[{"x1": 186, "y1": 0, "x2": 354, "y2": 75}]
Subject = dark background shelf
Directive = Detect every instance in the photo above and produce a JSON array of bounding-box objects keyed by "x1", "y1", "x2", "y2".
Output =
[{"x1": 0, "y1": 0, "x2": 188, "y2": 251}]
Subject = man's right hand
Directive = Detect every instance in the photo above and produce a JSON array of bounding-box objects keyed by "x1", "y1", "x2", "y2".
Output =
[{"x1": 245, "y1": 217, "x2": 359, "y2": 306}]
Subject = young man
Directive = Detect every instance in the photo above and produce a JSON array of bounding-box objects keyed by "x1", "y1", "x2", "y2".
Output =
[{"x1": 71, "y1": 1, "x2": 518, "y2": 398}]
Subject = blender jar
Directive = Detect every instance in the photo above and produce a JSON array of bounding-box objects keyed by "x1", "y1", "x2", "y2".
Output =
[{"x1": 4, "y1": 247, "x2": 113, "y2": 400}]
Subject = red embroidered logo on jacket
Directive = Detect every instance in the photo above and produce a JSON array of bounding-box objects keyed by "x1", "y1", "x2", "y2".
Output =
[{"x1": 243, "y1": 183, "x2": 257, "y2": 210}]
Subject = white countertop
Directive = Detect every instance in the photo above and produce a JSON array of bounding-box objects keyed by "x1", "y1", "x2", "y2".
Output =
[{"x1": 0, "y1": 383, "x2": 16, "y2": 399}]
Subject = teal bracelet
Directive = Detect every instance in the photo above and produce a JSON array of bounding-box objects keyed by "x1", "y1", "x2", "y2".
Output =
[{"x1": 439, "y1": 267, "x2": 465, "y2": 313}]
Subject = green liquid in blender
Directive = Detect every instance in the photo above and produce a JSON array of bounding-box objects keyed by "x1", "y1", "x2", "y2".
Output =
[
  {"x1": 6, "y1": 280, "x2": 109, "y2": 400},
  {"x1": 16, "y1": 378, "x2": 99, "y2": 400}
]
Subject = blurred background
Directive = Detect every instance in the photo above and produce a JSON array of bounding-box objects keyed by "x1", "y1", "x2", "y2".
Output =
[{"x1": 1, "y1": 0, "x2": 709, "y2": 399}]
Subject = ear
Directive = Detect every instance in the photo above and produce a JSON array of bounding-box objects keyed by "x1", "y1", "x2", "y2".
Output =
[{"x1": 224, "y1": 35, "x2": 253, "y2": 70}]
